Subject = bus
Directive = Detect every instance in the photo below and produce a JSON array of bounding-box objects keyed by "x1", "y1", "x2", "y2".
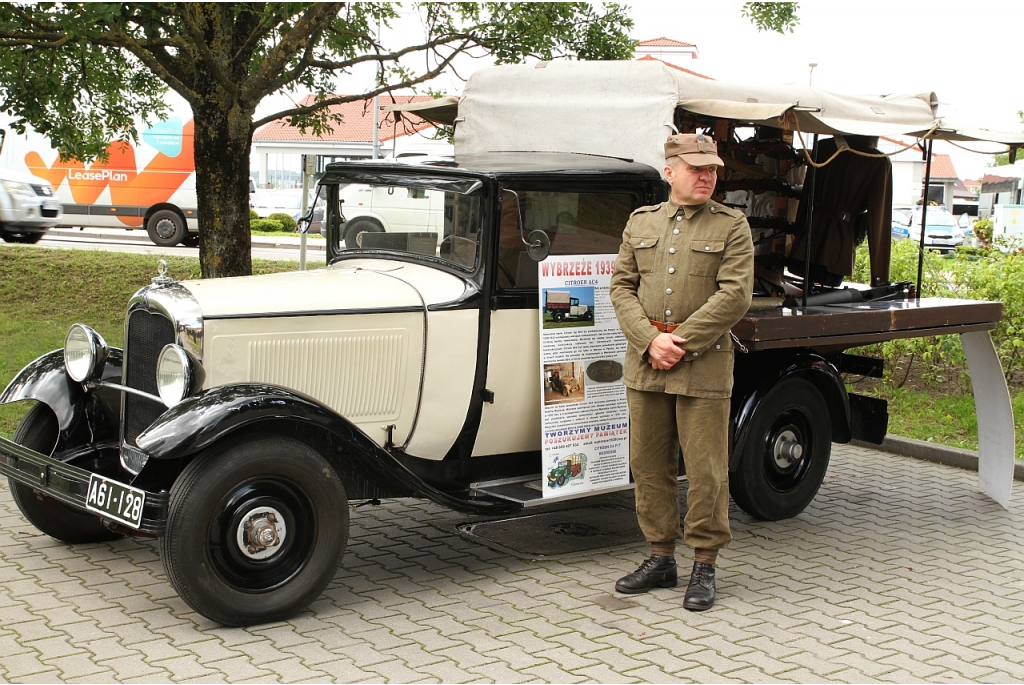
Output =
[{"x1": 0, "y1": 117, "x2": 199, "y2": 246}]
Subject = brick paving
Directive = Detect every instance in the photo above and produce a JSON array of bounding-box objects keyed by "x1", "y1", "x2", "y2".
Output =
[{"x1": 1, "y1": 443, "x2": 1022, "y2": 683}]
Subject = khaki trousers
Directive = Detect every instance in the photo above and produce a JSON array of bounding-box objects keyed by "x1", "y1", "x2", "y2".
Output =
[{"x1": 626, "y1": 388, "x2": 732, "y2": 551}]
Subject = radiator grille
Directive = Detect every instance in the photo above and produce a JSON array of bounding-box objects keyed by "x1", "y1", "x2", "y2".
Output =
[
  {"x1": 249, "y1": 333, "x2": 408, "y2": 419},
  {"x1": 123, "y1": 309, "x2": 175, "y2": 445}
]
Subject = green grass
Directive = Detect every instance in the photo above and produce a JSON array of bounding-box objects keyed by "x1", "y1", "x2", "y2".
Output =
[
  {"x1": 864, "y1": 386, "x2": 1024, "y2": 461},
  {"x1": 0, "y1": 246, "x2": 295, "y2": 437}
]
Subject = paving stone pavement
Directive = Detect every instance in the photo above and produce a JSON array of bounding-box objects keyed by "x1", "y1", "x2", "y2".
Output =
[{"x1": 1, "y1": 443, "x2": 1023, "y2": 683}]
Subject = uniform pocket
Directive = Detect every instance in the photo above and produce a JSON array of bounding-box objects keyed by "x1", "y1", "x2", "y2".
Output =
[
  {"x1": 629, "y1": 235, "x2": 659, "y2": 273},
  {"x1": 688, "y1": 239, "x2": 725, "y2": 277},
  {"x1": 690, "y1": 348, "x2": 734, "y2": 394}
]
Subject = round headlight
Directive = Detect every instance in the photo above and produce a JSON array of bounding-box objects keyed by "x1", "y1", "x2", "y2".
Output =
[
  {"x1": 64, "y1": 324, "x2": 109, "y2": 382},
  {"x1": 156, "y1": 344, "x2": 193, "y2": 407}
]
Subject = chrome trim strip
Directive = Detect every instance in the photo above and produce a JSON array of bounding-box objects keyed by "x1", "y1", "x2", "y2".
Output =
[{"x1": 95, "y1": 380, "x2": 164, "y2": 405}]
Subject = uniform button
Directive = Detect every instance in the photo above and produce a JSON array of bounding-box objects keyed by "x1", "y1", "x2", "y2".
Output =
[
  {"x1": 666, "y1": 288, "x2": 673, "y2": 295},
  {"x1": 673, "y1": 228, "x2": 680, "y2": 235},
  {"x1": 692, "y1": 351, "x2": 699, "y2": 357},
  {"x1": 669, "y1": 247, "x2": 676, "y2": 254},
  {"x1": 715, "y1": 344, "x2": 721, "y2": 349},
  {"x1": 668, "y1": 267, "x2": 675, "y2": 274},
  {"x1": 639, "y1": 242, "x2": 645, "y2": 247},
  {"x1": 665, "y1": 309, "x2": 672, "y2": 316},
  {"x1": 675, "y1": 216, "x2": 682, "y2": 222},
  {"x1": 704, "y1": 246, "x2": 710, "y2": 251},
  {"x1": 710, "y1": 206, "x2": 716, "y2": 213}
]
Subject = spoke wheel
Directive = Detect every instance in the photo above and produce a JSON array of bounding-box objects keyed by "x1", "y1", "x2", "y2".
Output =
[
  {"x1": 8, "y1": 403, "x2": 121, "y2": 543},
  {"x1": 730, "y1": 377, "x2": 832, "y2": 521},
  {"x1": 161, "y1": 434, "x2": 348, "y2": 626}
]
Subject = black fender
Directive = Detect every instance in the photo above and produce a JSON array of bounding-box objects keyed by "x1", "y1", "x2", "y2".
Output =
[
  {"x1": 135, "y1": 383, "x2": 520, "y2": 515},
  {"x1": 0, "y1": 349, "x2": 123, "y2": 446},
  {"x1": 731, "y1": 350, "x2": 851, "y2": 470}
]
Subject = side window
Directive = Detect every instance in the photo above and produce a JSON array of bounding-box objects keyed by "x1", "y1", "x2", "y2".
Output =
[{"x1": 498, "y1": 190, "x2": 635, "y2": 289}]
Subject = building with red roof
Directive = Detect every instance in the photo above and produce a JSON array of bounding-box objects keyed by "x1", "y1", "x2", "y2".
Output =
[{"x1": 634, "y1": 36, "x2": 699, "y2": 64}]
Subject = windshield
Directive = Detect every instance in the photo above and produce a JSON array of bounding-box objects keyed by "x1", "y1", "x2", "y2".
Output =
[
  {"x1": 327, "y1": 179, "x2": 483, "y2": 270},
  {"x1": 913, "y1": 209, "x2": 956, "y2": 227}
]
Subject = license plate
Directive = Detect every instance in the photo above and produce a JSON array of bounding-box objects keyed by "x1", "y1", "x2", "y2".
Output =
[
  {"x1": 42, "y1": 199, "x2": 60, "y2": 210},
  {"x1": 85, "y1": 474, "x2": 146, "y2": 529}
]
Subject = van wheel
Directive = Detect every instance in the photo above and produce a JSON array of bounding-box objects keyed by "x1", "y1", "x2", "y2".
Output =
[
  {"x1": 730, "y1": 377, "x2": 831, "y2": 521},
  {"x1": 146, "y1": 210, "x2": 187, "y2": 246},
  {"x1": 343, "y1": 218, "x2": 383, "y2": 249},
  {"x1": 8, "y1": 404, "x2": 122, "y2": 543},
  {"x1": 161, "y1": 434, "x2": 349, "y2": 626},
  {"x1": 0, "y1": 227, "x2": 44, "y2": 244}
]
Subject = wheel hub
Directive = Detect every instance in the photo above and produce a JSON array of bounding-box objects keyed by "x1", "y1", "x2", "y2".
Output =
[
  {"x1": 236, "y1": 506, "x2": 287, "y2": 560},
  {"x1": 155, "y1": 219, "x2": 176, "y2": 239},
  {"x1": 772, "y1": 429, "x2": 803, "y2": 468}
]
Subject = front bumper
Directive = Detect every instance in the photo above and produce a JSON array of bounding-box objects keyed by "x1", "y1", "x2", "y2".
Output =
[
  {"x1": 0, "y1": 434, "x2": 168, "y2": 535},
  {"x1": 0, "y1": 197, "x2": 63, "y2": 229}
]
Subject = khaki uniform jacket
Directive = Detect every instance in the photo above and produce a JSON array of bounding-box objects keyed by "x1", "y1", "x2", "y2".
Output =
[{"x1": 610, "y1": 199, "x2": 754, "y2": 398}]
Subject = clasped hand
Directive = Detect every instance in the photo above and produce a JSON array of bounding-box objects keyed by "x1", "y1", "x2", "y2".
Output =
[{"x1": 647, "y1": 332, "x2": 687, "y2": 370}]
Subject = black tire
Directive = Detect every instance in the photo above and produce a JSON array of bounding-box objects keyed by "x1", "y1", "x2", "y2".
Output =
[
  {"x1": 730, "y1": 377, "x2": 832, "y2": 521},
  {"x1": 160, "y1": 434, "x2": 349, "y2": 626},
  {"x1": 7, "y1": 404, "x2": 122, "y2": 543},
  {"x1": 556, "y1": 475, "x2": 566, "y2": 487},
  {"x1": 0, "y1": 227, "x2": 44, "y2": 244},
  {"x1": 343, "y1": 218, "x2": 383, "y2": 249},
  {"x1": 181, "y1": 232, "x2": 200, "y2": 248},
  {"x1": 146, "y1": 209, "x2": 187, "y2": 246},
  {"x1": 553, "y1": 311, "x2": 565, "y2": 323}
]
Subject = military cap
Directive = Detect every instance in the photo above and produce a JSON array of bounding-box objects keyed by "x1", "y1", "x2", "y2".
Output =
[{"x1": 664, "y1": 133, "x2": 724, "y2": 167}]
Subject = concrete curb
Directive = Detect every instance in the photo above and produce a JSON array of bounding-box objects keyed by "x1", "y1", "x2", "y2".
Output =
[
  {"x1": 851, "y1": 435, "x2": 1024, "y2": 481},
  {"x1": 48, "y1": 227, "x2": 325, "y2": 251}
]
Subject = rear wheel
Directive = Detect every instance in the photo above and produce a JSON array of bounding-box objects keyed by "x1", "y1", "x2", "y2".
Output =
[
  {"x1": 7, "y1": 404, "x2": 122, "y2": 543},
  {"x1": 343, "y1": 218, "x2": 383, "y2": 249},
  {"x1": 161, "y1": 434, "x2": 349, "y2": 626},
  {"x1": 146, "y1": 209, "x2": 187, "y2": 246},
  {"x1": 730, "y1": 377, "x2": 832, "y2": 521}
]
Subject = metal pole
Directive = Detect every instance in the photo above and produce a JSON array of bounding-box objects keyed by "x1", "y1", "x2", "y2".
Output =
[
  {"x1": 299, "y1": 154, "x2": 311, "y2": 271},
  {"x1": 802, "y1": 133, "x2": 819, "y2": 308},
  {"x1": 373, "y1": 95, "x2": 380, "y2": 159},
  {"x1": 916, "y1": 138, "x2": 933, "y2": 299}
]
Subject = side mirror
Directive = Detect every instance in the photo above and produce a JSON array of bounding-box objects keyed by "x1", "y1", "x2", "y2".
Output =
[{"x1": 958, "y1": 214, "x2": 970, "y2": 228}]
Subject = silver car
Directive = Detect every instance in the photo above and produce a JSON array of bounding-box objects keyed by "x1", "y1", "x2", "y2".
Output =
[{"x1": 0, "y1": 168, "x2": 62, "y2": 244}]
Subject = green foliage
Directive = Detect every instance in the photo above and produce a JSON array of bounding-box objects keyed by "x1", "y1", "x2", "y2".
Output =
[
  {"x1": 250, "y1": 219, "x2": 284, "y2": 232},
  {"x1": 742, "y1": 2, "x2": 800, "y2": 33},
  {"x1": 989, "y1": 110, "x2": 1023, "y2": 166},
  {"x1": 852, "y1": 238, "x2": 1024, "y2": 391},
  {"x1": 250, "y1": 208, "x2": 259, "y2": 221},
  {"x1": 266, "y1": 213, "x2": 297, "y2": 232},
  {"x1": 974, "y1": 217, "x2": 994, "y2": 244}
]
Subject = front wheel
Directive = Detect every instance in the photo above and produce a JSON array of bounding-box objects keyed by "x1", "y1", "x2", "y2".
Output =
[
  {"x1": 343, "y1": 218, "x2": 383, "y2": 249},
  {"x1": 0, "y1": 227, "x2": 45, "y2": 244},
  {"x1": 146, "y1": 209, "x2": 187, "y2": 246},
  {"x1": 161, "y1": 434, "x2": 349, "y2": 626},
  {"x1": 730, "y1": 377, "x2": 832, "y2": 521},
  {"x1": 8, "y1": 403, "x2": 122, "y2": 543}
]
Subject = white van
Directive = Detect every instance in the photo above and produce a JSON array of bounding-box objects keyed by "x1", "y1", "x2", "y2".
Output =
[
  {"x1": 0, "y1": 117, "x2": 199, "y2": 246},
  {"x1": 338, "y1": 181, "x2": 446, "y2": 248}
]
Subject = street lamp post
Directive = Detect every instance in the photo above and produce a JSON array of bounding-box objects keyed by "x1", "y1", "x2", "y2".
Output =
[{"x1": 808, "y1": 62, "x2": 817, "y2": 87}]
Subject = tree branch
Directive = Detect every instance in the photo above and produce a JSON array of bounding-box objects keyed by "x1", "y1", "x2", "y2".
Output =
[{"x1": 177, "y1": 4, "x2": 239, "y2": 98}]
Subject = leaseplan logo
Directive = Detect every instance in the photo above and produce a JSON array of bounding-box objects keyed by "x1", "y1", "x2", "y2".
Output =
[{"x1": 25, "y1": 118, "x2": 195, "y2": 227}]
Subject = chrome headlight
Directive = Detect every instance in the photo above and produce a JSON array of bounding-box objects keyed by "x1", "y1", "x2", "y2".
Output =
[
  {"x1": 64, "y1": 324, "x2": 109, "y2": 382},
  {"x1": 156, "y1": 344, "x2": 195, "y2": 407},
  {"x1": 1, "y1": 179, "x2": 33, "y2": 196}
]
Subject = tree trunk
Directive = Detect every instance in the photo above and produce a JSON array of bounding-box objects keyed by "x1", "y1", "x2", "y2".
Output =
[{"x1": 192, "y1": 100, "x2": 256, "y2": 278}]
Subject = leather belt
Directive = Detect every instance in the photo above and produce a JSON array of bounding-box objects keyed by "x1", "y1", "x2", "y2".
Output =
[{"x1": 649, "y1": 319, "x2": 680, "y2": 334}]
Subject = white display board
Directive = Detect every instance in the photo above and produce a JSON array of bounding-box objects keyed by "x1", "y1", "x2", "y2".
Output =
[{"x1": 538, "y1": 254, "x2": 630, "y2": 497}]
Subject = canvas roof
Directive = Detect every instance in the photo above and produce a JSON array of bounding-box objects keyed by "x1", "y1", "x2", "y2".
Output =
[{"x1": 386, "y1": 61, "x2": 1024, "y2": 171}]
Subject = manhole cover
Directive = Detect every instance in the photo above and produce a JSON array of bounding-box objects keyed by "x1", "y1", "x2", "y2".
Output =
[{"x1": 451, "y1": 504, "x2": 644, "y2": 557}]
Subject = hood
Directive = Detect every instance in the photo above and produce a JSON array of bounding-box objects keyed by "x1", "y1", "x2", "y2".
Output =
[
  {"x1": 179, "y1": 258, "x2": 469, "y2": 318},
  {"x1": 0, "y1": 167, "x2": 52, "y2": 186}
]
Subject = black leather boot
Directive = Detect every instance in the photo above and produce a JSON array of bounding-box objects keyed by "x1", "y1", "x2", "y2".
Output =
[
  {"x1": 615, "y1": 555, "x2": 677, "y2": 594},
  {"x1": 683, "y1": 561, "x2": 716, "y2": 611}
]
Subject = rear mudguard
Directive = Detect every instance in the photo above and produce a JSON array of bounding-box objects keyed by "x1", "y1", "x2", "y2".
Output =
[
  {"x1": 0, "y1": 349, "x2": 123, "y2": 447},
  {"x1": 731, "y1": 351, "x2": 851, "y2": 470},
  {"x1": 136, "y1": 383, "x2": 520, "y2": 515}
]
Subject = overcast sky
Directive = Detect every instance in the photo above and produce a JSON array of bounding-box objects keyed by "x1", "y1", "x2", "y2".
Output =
[{"x1": 246, "y1": 1, "x2": 1024, "y2": 180}]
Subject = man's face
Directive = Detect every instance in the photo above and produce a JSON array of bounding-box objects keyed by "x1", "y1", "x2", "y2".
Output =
[{"x1": 664, "y1": 158, "x2": 718, "y2": 206}]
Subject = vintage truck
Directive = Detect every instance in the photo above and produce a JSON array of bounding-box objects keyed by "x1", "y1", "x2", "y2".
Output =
[
  {"x1": 543, "y1": 289, "x2": 592, "y2": 323},
  {"x1": 1, "y1": 61, "x2": 1018, "y2": 626}
]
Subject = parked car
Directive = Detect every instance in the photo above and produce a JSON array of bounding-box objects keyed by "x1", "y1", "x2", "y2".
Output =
[
  {"x1": 0, "y1": 167, "x2": 62, "y2": 243},
  {"x1": 250, "y1": 188, "x2": 308, "y2": 222},
  {"x1": 898, "y1": 206, "x2": 965, "y2": 251}
]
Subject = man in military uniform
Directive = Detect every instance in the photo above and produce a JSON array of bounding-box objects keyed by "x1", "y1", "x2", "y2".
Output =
[{"x1": 609, "y1": 133, "x2": 753, "y2": 611}]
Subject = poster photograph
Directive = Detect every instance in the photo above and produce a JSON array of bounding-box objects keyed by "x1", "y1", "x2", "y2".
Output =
[{"x1": 538, "y1": 254, "x2": 630, "y2": 498}]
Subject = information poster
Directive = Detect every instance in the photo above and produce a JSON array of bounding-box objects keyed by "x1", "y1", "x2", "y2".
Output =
[{"x1": 539, "y1": 254, "x2": 630, "y2": 498}]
